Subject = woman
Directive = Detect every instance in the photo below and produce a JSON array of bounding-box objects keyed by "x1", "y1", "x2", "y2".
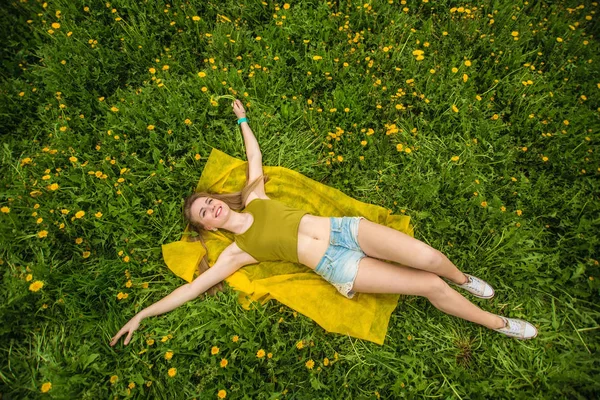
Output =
[{"x1": 110, "y1": 99, "x2": 537, "y2": 347}]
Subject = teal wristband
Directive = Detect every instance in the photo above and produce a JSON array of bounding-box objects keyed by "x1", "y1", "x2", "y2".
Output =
[{"x1": 237, "y1": 117, "x2": 248, "y2": 125}]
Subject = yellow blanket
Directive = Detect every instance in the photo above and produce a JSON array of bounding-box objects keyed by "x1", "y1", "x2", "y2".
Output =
[{"x1": 162, "y1": 148, "x2": 414, "y2": 345}]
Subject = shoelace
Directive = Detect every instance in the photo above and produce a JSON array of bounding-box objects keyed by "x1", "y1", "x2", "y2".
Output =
[
  {"x1": 500, "y1": 318, "x2": 522, "y2": 334},
  {"x1": 461, "y1": 276, "x2": 483, "y2": 293}
]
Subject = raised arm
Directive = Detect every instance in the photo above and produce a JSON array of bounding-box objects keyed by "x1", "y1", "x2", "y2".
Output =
[
  {"x1": 110, "y1": 247, "x2": 249, "y2": 347},
  {"x1": 233, "y1": 99, "x2": 262, "y2": 162}
]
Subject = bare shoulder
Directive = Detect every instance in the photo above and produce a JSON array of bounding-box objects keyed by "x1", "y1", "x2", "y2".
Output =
[
  {"x1": 222, "y1": 242, "x2": 259, "y2": 266},
  {"x1": 244, "y1": 190, "x2": 270, "y2": 208}
]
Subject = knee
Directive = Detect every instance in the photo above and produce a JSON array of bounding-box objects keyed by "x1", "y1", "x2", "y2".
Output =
[
  {"x1": 424, "y1": 248, "x2": 445, "y2": 270},
  {"x1": 423, "y1": 275, "x2": 451, "y2": 299}
]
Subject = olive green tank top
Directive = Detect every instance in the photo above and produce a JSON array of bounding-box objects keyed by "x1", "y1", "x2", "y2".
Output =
[{"x1": 233, "y1": 198, "x2": 309, "y2": 263}]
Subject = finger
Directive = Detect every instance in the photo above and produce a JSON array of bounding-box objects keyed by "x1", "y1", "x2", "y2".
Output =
[{"x1": 125, "y1": 333, "x2": 132, "y2": 345}]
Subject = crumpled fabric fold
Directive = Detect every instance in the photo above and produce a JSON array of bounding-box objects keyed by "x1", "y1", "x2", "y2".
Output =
[{"x1": 162, "y1": 148, "x2": 415, "y2": 345}]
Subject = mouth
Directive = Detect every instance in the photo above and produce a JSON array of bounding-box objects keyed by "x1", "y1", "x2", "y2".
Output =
[{"x1": 215, "y1": 206, "x2": 222, "y2": 218}]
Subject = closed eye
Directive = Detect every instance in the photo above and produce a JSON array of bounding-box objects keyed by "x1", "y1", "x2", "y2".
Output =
[{"x1": 202, "y1": 199, "x2": 213, "y2": 218}]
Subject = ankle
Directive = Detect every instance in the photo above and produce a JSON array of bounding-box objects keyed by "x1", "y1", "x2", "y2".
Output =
[
  {"x1": 489, "y1": 315, "x2": 506, "y2": 330},
  {"x1": 454, "y1": 273, "x2": 469, "y2": 285}
]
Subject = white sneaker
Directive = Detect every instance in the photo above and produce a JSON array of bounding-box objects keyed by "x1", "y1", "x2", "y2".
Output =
[
  {"x1": 449, "y1": 273, "x2": 495, "y2": 299},
  {"x1": 494, "y1": 316, "x2": 538, "y2": 339}
]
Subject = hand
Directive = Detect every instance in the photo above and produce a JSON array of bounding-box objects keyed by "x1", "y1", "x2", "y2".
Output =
[
  {"x1": 232, "y1": 99, "x2": 246, "y2": 119},
  {"x1": 110, "y1": 315, "x2": 142, "y2": 347}
]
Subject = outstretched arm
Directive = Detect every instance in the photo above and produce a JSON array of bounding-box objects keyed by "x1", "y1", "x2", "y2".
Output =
[
  {"x1": 233, "y1": 99, "x2": 262, "y2": 162},
  {"x1": 110, "y1": 250, "x2": 246, "y2": 347}
]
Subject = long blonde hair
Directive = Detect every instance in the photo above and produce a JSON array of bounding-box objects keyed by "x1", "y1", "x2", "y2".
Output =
[{"x1": 183, "y1": 172, "x2": 269, "y2": 297}]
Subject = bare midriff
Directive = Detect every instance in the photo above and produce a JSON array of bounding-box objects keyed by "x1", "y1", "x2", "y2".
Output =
[{"x1": 296, "y1": 214, "x2": 331, "y2": 270}]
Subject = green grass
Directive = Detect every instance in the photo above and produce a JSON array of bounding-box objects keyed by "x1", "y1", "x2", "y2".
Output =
[{"x1": 1, "y1": 0, "x2": 599, "y2": 398}]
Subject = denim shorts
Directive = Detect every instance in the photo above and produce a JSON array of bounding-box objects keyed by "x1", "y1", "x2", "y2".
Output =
[{"x1": 314, "y1": 216, "x2": 367, "y2": 299}]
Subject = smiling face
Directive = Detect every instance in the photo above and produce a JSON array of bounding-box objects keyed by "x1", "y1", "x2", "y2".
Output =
[{"x1": 190, "y1": 196, "x2": 228, "y2": 230}]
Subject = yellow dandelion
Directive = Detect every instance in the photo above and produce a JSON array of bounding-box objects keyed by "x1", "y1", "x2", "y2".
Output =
[
  {"x1": 149, "y1": 67, "x2": 156, "y2": 74},
  {"x1": 463, "y1": 74, "x2": 469, "y2": 83},
  {"x1": 192, "y1": 16, "x2": 201, "y2": 21},
  {"x1": 296, "y1": 341, "x2": 304, "y2": 350},
  {"x1": 95, "y1": 212, "x2": 102, "y2": 218},
  {"x1": 52, "y1": 22, "x2": 60, "y2": 29},
  {"x1": 194, "y1": 154, "x2": 201, "y2": 160},
  {"x1": 563, "y1": 120, "x2": 569, "y2": 125},
  {"x1": 305, "y1": 359, "x2": 315, "y2": 369},
  {"x1": 220, "y1": 358, "x2": 228, "y2": 367},
  {"x1": 147, "y1": 338, "x2": 155, "y2": 346},
  {"x1": 283, "y1": 3, "x2": 290, "y2": 9},
  {"x1": 491, "y1": 114, "x2": 499, "y2": 120},
  {"x1": 38, "y1": 230, "x2": 48, "y2": 238},
  {"x1": 162, "y1": 65, "x2": 169, "y2": 71},
  {"x1": 337, "y1": 155, "x2": 343, "y2": 162},
  {"x1": 123, "y1": 255, "x2": 130, "y2": 263},
  {"x1": 451, "y1": 156, "x2": 460, "y2": 161},
  {"x1": 516, "y1": 210, "x2": 523, "y2": 216},
  {"x1": 481, "y1": 201, "x2": 488, "y2": 207},
  {"x1": 232, "y1": 335, "x2": 239, "y2": 342},
  {"x1": 29, "y1": 281, "x2": 44, "y2": 292},
  {"x1": 83, "y1": 251, "x2": 90, "y2": 258},
  {"x1": 168, "y1": 368, "x2": 177, "y2": 377},
  {"x1": 184, "y1": 118, "x2": 192, "y2": 125},
  {"x1": 147, "y1": 125, "x2": 155, "y2": 130},
  {"x1": 396, "y1": 143, "x2": 404, "y2": 151},
  {"x1": 256, "y1": 349, "x2": 266, "y2": 358},
  {"x1": 111, "y1": 106, "x2": 119, "y2": 112},
  {"x1": 75, "y1": 211, "x2": 85, "y2": 219},
  {"x1": 1, "y1": 206, "x2": 9, "y2": 213},
  {"x1": 218, "y1": 390, "x2": 227, "y2": 399},
  {"x1": 198, "y1": 71, "x2": 206, "y2": 77},
  {"x1": 451, "y1": 67, "x2": 458, "y2": 73},
  {"x1": 323, "y1": 357, "x2": 330, "y2": 366},
  {"x1": 452, "y1": 104, "x2": 459, "y2": 113},
  {"x1": 75, "y1": 238, "x2": 83, "y2": 244},
  {"x1": 110, "y1": 375, "x2": 118, "y2": 384},
  {"x1": 211, "y1": 346, "x2": 219, "y2": 355},
  {"x1": 556, "y1": 37, "x2": 563, "y2": 42},
  {"x1": 41, "y1": 382, "x2": 52, "y2": 393},
  {"x1": 511, "y1": 31, "x2": 519, "y2": 37},
  {"x1": 147, "y1": 209, "x2": 154, "y2": 215},
  {"x1": 165, "y1": 351, "x2": 173, "y2": 360},
  {"x1": 26, "y1": 274, "x2": 33, "y2": 282},
  {"x1": 464, "y1": 60, "x2": 471, "y2": 66}
]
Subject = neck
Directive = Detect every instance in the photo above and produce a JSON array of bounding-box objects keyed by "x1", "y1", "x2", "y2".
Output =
[{"x1": 220, "y1": 210, "x2": 253, "y2": 235}]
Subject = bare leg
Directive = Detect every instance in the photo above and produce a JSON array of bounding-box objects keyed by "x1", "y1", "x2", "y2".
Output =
[
  {"x1": 430, "y1": 252, "x2": 469, "y2": 284},
  {"x1": 352, "y1": 257, "x2": 505, "y2": 329}
]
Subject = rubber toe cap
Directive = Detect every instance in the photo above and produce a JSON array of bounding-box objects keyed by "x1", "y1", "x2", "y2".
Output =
[{"x1": 524, "y1": 322, "x2": 538, "y2": 339}]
